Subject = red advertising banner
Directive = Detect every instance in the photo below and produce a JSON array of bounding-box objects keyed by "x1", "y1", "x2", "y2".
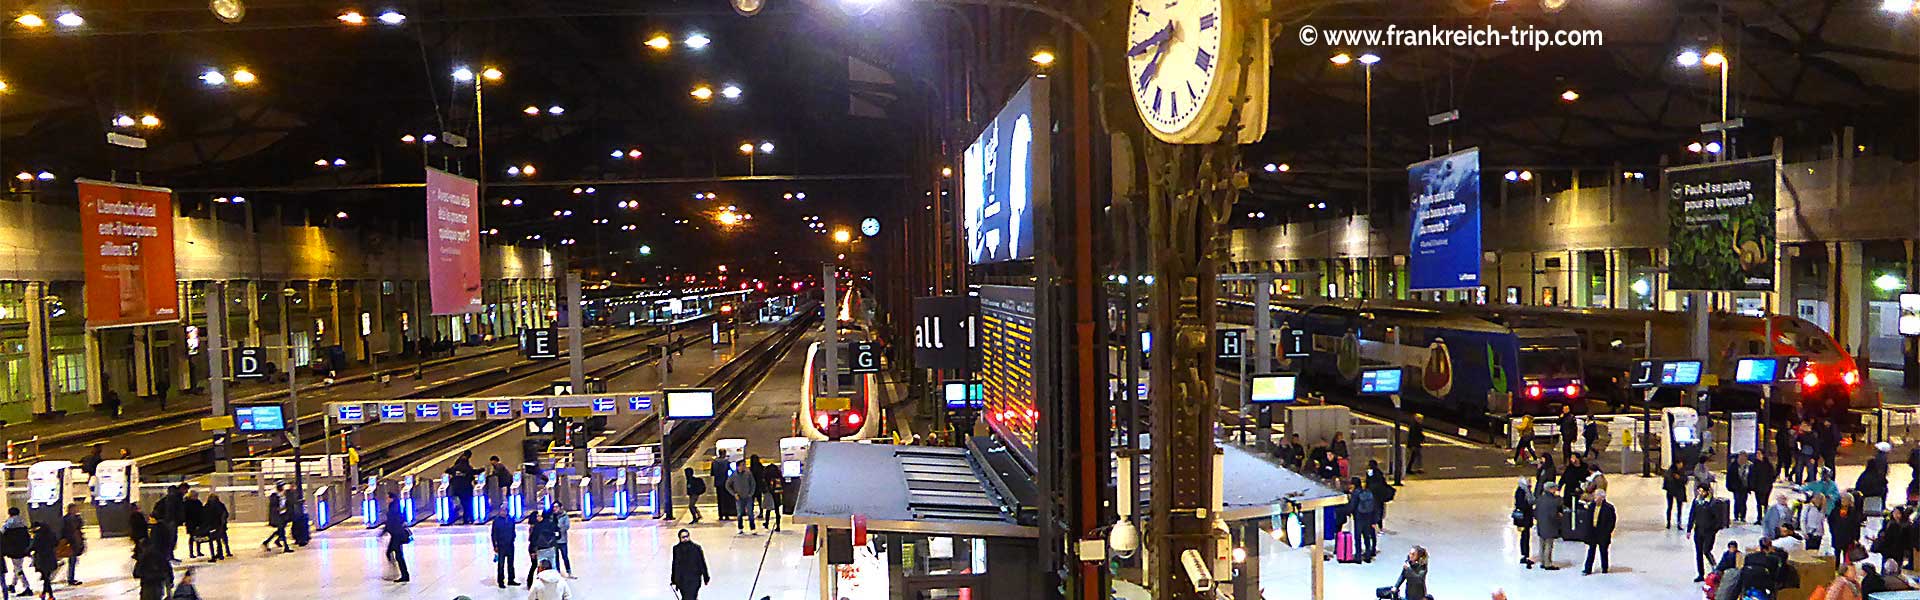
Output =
[
  {"x1": 77, "y1": 180, "x2": 179, "y2": 328},
  {"x1": 425, "y1": 168, "x2": 483, "y2": 315}
]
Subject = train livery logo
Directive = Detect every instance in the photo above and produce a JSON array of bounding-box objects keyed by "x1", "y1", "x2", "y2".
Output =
[
  {"x1": 1421, "y1": 340, "x2": 1454, "y2": 398},
  {"x1": 1336, "y1": 331, "x2": 1361, "y2": 380}
]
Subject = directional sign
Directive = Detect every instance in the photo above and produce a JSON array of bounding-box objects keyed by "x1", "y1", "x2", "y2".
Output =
[
  {"x1": 334, "y1": 403, "x2": 367, "y2": 425},
  {"x1": 234, "y1": 347, "x2": 267, "y2": 379},
  {"x1": 1280, "y1": 328, "x2": 1311, "y2": 359},
  {"x1": 627, "y1": 395, "x2": 654, "y2": 412},
  {"x1": 449, "y1": 400, "x2": 478, "y2": 420},
  {"x1": 1629, "y1": 359, "x2": 1661, "y2": 389},
  {"x1": 520, "y1": 399, "x2": 550, "y2": 418},
  {"x1": 1216, "y1": 329, "x2": 1245, "y2": 361},
  {"x1": 849, "y1": 342, "x2": 881, "y2": 374},
  {"x1": 912, "y1": 296, "x2": 974, "y2": 370},
  {"x1": 591, "y1": 397, "x2": 618, "y2": 416},
  {"x1": 485, "y1": 400, "x2": 514, "y2": 420},
  {"x1": 522, "y1": 328, "x2": 559, "y2": 359},
  {"x1": 379, "y1": 402, "x2": 408, "y2": 423},
  {"x1": 1778, "y1": 355, "x2": 1808, "y2": 384},
  {"x1": 412, "y1": 402, "x2": 443, "y2": 422},
  {"x1": 1734, "y1": 357, "x2": 1779, "y2": 385}
]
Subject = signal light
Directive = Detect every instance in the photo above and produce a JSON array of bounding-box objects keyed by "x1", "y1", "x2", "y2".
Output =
[
  {"x1": 1526, "y1": 384, "x2": 1543, "y2": 399},
  {"x1": 1802, "y1": 371, "x2": 1821, "y2": 389},
  {"x1": 1565, "y1": 384, "x2": 1581, "y2": 398}
]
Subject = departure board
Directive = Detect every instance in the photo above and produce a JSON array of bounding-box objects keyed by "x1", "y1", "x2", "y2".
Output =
[{"x1": 979, "y1": 286, "x2": 1038, "y2": 462}]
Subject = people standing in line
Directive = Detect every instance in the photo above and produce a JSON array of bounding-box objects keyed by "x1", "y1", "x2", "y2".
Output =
[
  {"x1": 201, "y1": 495, "x2": 228, "y2": 562},
  {"x1": 1689, "y1": 484, "x2": 1726, "y2": 582},
  {"x1": 490, "y1": 506, "x2": 518, "y2": 589},
  {"x1": 4, "y1": 508, "x2": 34, "y2": 596},
  {"x1": 379, "y1": 492, "x2": 412, "y2": 583},
  {"x1": 726, "y1": 460, "x2": 757, "y2": 534},
  {"x1": 1406, "y1": 414, "x2": 1426, "y2": 475},
  {"x1": 1663, "y1": 460, "x2": 1690, "y2": 530},
  {"x1": 446, "y1": 451, "x2": 480, "y2": 525},
  {"x1": 28, "y1": 523, "x2": 54, "y2": 600},
  {"x1": 56, "y1": 505, "x2": 81, "y2": 586},
  {"x1": 1532, "y1": 481, "x2": 1563, "y2": 571},
  {"x1": 1728, "y1": 453, "x2": 1752, "y2": 524},
  {"x1": 670, "y1": 529, "x2": 710, "y2": 600},
  {"x1": 1582, "y1": 489, "x2": 1616, "y2": 575},
  {"x1": 1349, "y1": 477, "x2": 1380, "y2": 563},
  {"x1": 1389, "y1": 546, "x2": 1428, "y2": 600},
  {"x1": 757, "y1": 459, "x2": 783, "y2": 532},
  {"x1": 549, "y1": 500, "x2": 573, "y2": 578},
  {"x1": 1556, "y1": 406, "x2": 1578, "y2": 460},
  {"x1": 1749, "y1": 451, "x2": 1778, "y2": 524},
  {"x1": 528, "y1": 559, "x2": 572, "y2": 600},
  {"x1": 181, "y1": 490, "x2": 204, "y2": 560},
  {"x1": 683, "y1": 468, "x2": 706, "y2": 525},
  {"x1": 1513, "y1": 477, "x2": 1535, "y2": 567},
  {"x1": 262, "y1": 483, "x2": 291, "y2": 553}
]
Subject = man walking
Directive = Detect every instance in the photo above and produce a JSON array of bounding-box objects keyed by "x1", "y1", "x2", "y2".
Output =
[
  {"x1": 670, "y1": 529, "x2": 710, "y2": 600},
  {"x1": 725, "y1": 460, "x2": 756, "y2": 533},
  {"x1": 1556, "y1": 406, "x2": 1578, "y2": 461},
  {"x1": 261, "y1": 483, "x2": 291, "y2": 553},
  {"x1": 683, "y1": 468, "x2": 706, "y2": 525},
  {"x1": 1689, "y1": 484, "x2": 1725, "y2": 582}
]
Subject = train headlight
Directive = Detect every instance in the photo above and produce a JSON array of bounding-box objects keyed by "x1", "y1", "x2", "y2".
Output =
[
  {"x1": 846, "y1": 412, "x2": 862, "y2": 426},
  {"x1": 1802, "y1": 371, "x2": 1821, "y2": 389},
  {"x1": 1526, "y1": 384, "x2": 1543, "y2": 399},
  {"x1": 1565, "y1": 384, "x2": 1581, "y2": 398},
  {"x1": 1843, "y1": 369, "x2": 1860, "y2": 387}
]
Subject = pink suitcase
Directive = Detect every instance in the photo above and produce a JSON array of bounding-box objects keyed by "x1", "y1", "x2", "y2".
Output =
[{"x1": 1336, "y1": 531, "x2": 1358, "y2": 563}]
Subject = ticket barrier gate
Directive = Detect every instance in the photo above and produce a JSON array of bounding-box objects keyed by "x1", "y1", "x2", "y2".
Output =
[
  {"x1": 311, "y1": 480, "x2": 353, "y2": 532},
  {"x1": 398, "y1": 475, "x2": 429, "y2": 525},
  {"x1": 578, "y1": 475, "x2": 601, "y2": 520},
  {"x1": 471, "y1": 472, "x2": 495, "y2": 522},
  {"x1": 361, "y1": 476, "x2": 429, "y2": 528},
  {"x1": 360, "y1": 476, "x2": 390, "y2": 529},
  {"x1": 505, "y1": 473, "x2": 528, "y2": 522}
]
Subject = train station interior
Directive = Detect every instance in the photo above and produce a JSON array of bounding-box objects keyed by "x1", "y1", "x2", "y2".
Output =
[{"x1": 3, "y1": 1, "x2": 1920, "y2": 599}]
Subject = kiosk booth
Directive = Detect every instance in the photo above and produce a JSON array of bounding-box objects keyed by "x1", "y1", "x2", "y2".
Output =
[
  {"x1": 92, "y1": 459, "x2": 138, "y2": 537},
  {"x1": 26, "y1": 461, "x2": 73, "y2": 528},
  {"x1": 1663, "y1": 406, "x2": 1702, "y2": 468}
]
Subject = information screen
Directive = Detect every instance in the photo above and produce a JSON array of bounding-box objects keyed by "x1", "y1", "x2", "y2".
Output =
[
  {"x1": 235, "y1": 404, "x2": 287, "y2": 432},
  {"x1": 1734, "y1": 357, "x2": 1778, "y2": 385},
  {"x1": 1358, "y1": 368, "x2": 1403, "y2": 395},
  {"x1": 1249, "y1": 373, "x2": 1300, "y2": 403},
  {"x1": 666, "y1": 389, "x2": 716, "y2": 420},
  {"x1": 979, "y1": 285, "x2": 1038, "y2": 464},
  {"x1": 1660, "y1": 360, "x2": 1704, "y2": 386},
  {"x1": 963, "y1": 79, "x2": 1047, "y2": 265},
  {"x1": 943, "y1": 381, "x2": 985, "y2": 409}
]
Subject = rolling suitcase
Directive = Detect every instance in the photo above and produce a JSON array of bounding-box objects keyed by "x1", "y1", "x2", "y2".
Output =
[{"x1": 1336, "y1": 531, "x2": 1358, "y2": 563}]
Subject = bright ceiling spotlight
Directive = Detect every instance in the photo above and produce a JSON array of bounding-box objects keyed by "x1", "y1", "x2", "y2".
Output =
[
  {"x1": 628, "y1": 149, "x2": 642, "y2": 158},
  {"x1": 402, "y1": 134, "x2": 417, "y2": 143},
  {"x1": 337, "y1": 10, "x2": 365, "y2": 25},
  {"x1": 53, "y1": 12, "x2": 82, "y2": 27},
  {"x1": 1687, "y1": 141, "x2": 1704, "y2": 153},
  {"x1": 481, "y1": 67, "x2": 503, "y2": 81},
  {"x1": 422, "y1": 134, "x2": 436, "y2": 143},
  {"x1": 611, "y1": 150, "x2": 624, "y2": 158},
  {"x1": 1504, "y1": 170, "x2": 1519, "y2": 182},
  {"x1": 231, "y1": 69, "x2": 256, "y2": 84},
  {"x1": 113, "y1": 115, "x2": 136, "y2": 128},
  {"x1": 331, "y1": 157, "x2": 346, "y2": 166},
  {"x1": 685, "y1": 33, "x2": 711, "y2": 49},
  {"x1": 14, "y1": 13, "x2": 43, "y2": 28},
  {"x1": 645, "y1": 34, "x2": 671, "y2": 50},
  {"x1": 139, "y1": 114, "x2": 161, "y2": 127},
  {"x1": 1030, "y1": 50, "x2": 1055, "y2": 66},
  {"x1": 1560, "y1": 89, "x2": 1580, "y2": 102},
  {"x1": 376, "y1": 10, "x2": 405, "y2": 24},
  {"x1": 523, "y1": 105, "x2": 541, "y2": 116},
  {"x1": 13, "y1": 172, "x2": 32, "y2": 182},
  {"x1": 1704, "y1": 141, "x2": 1723, "y2": 153},
  {"x1": 451, "y1": 66, "x2": 474, "y2": 82},
  {"x1": 1329, "y1": 53, "x2": 1352, "y2": 65},
  {"x1": 720, "y1": 84, "x2": 743, "y2": 100},
  {"x1": 200, "y1": 70, "x2": 227, "y2": 86},
  {"x1": 738, "y1": 143, "x2": 754, "y2": 154},
  {"x1": 1702, "y1": 50, "x2": 1726, "y2": 67},
  {"x1": 1358, "y1": 53, "x2": 1381, "y2": 65},
  {"x1": 34, "y1": 171, "x2": 53, "y2": 181},
  {"x1": 547, "y1": 105, "x2": 564, "y2": 115},
  {"x1": 690, "y1": 86, "x2": 714, "y2": 101},
  {"x1": 1519, "y1": 170, "x2": 1533, "y2": 181},
  {"x1": 1262, "y1": 163, "x2": 1278, "y2": 173},
  {"x1": 759, "y1": 141, "x2": 775, "y2": 153},
  {"x1": 1675, "y1": 50, "x2": 1701, "y2": 67}
]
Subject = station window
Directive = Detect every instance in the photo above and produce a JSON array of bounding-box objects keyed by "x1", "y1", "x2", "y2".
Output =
[
  {"x1": 0, "y1": 343, "x2": 26, "y2": 405},
  {"x1": 0, "y1": 284, "x2": 24, "y2": 323},
  {"x1": 48, "y1": 335, "x2": 86, "y2": 395}
]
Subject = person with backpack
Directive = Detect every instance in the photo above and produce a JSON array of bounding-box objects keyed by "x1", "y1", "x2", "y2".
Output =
[
  {"x1": 1533, "y1": 481, "x2": 1564, "y2": 570},
  {"x1": 379, "y1": 492, "x2": 412, "y2": 583},
  {"x1": 3, "y1": 508, "x2": 33, "y2": 596},
  {"x1": 757, "y1": 459, "x2": 783, "y2": 532},
  {"x1": 684, "y1": 467, "x2": 707, "y2": 524},
  {"x1": 1513, "y1": 477, "x2": 1535, "y2": 567},
  {"x1": 1689, "y1": 484, "x2": 1727, "y2": 582},
  {"x1": 1348, "y1": 477, "x2": 1380, "y2": 563}
]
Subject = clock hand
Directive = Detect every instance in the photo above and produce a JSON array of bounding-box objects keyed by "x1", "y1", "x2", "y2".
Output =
[
  {"x1": 1137, "y1": 44, "x2": 1167, "y2": 90},
  {"x1": 1126, "y1": 25, "x2": 1173, "y2": 57}
]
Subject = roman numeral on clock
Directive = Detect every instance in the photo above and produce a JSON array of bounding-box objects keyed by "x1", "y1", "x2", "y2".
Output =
[
  {"x1": 1200, "y1": 12, "x2": 1216, "y2": 30},
  {"x1": 1195, "y1": 48, "x2": 1214, "y2": 72}
]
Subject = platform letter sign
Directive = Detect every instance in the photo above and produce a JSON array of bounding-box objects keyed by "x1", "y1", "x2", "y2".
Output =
[
  {"x1": 1666, "y1": 157, "x2": 1778, "y2": 291},
  {"x1": 1406, "y1": 148, "x2": 1482, "y2": 291},
  {"x1": 234, "y1": 347, "x2": 267, "y2": 379},
  {"x1": 1280, "y1": 328, "x2": 1311, "y2": 358},
  {"x1": 77, "y1": 180, "x2": 179, "y2": 328},
  {"x1": 850, "y1": 342, "x2": 881, "y2": 374},
  {"x1": 1216, "y1": 329, "x2": 1245, "y2": 361},
  {"x1": 1629, "y1": 359, "x2": 1660, "y2": 389},
  {"x1": 912, "y1": 296, "x2": 974, "y2": 370},
  {"x1": 522, "y1": 328, "x2": 559, "y2": 360},
  {"x1": 1777, "y1": 356, "x2": 1807, "y2": 384},
  {"x1": 425, "y1": 168, "x2": 483, "y2": 315}
]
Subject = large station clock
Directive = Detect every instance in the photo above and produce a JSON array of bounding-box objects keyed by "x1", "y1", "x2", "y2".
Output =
[{"x1": 1126, "y1": 0, "x2": 1268, "y2": 144}]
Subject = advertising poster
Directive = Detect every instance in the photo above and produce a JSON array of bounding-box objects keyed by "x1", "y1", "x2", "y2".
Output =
[
  {"x1": 963, "y1": 78, "x2": 1048, "y2": 265},
  {"x1": 979, "y1": 285, "x2": 1037, "y2": 464},
  {"x1": 77, "y1": 180, "x2": 178, "y2": 328},
  {"x1": 1406, "y1": 148, "x2": 1482, "y2": 291},
  {"x1": 1665, "y1": 157, "x2": 1777, "y2": 291},
  {"x1": 425, "y1": 168, "x2": 483, "y2": 314}
]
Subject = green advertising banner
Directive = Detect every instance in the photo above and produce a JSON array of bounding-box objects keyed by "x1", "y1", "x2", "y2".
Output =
[{"x1": 1665, "y1": 157, "x2": 1777, "y2": 291}]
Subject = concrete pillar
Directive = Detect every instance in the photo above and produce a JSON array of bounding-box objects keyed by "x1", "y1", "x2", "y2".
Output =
[
  {"x1": 1570, "y1": 250, "x2": 1589, "y2": 308},
  {"x1": 1607, "y1": 249, "x2": 1628, "y2": 309},
  {"x1": 23, "y1": 282, "x2": 49, "y2": 415},
  {"x1": 133, "y1": 328, "x2": 154, "y2": 398},
  {"x1": 329, "y1": 280, "x2": 344, "y2": 355},
  {"x1": 245, "y1": 280, "x2": 263, "y2": 346},
  {"x1": 1837, "y1": 241, "x2": 1868, "y2": 358},
  {"x1": 82, "y1": 330, "x2": 101, "y2": 408}
]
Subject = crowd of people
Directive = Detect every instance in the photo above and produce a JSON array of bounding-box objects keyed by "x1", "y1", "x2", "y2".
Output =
[{"x1": 685, "y1": 454, "x2": 786, "y2": 535}]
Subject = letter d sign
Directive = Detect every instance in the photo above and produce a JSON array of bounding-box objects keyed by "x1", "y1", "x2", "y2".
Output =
[{"x1": 235, "y1": 347, "x2": 266, "y2": 379}]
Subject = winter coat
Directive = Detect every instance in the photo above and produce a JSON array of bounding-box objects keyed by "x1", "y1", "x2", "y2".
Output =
[
  {"x1": 1748, "y1": 459, "x2": 1777, "y2": 494},
  {"x1": 0, "y1": 517, "x2": 30, "y2": 558},
  {"x1": 127, "y1": 511, "x2": 149, "y2": 545},
  {"x1": 553, "y1": 511, "x2": 570, "y2": 544},
  {"x1": 1395, "y1": 561, "x2": 1429, "y2": 600},
  {"x1": 1728, "y1": 461, "x2": 1751, "y2": 493},
  {"x1": 60, "y1": 513, "x2": 84, "y2": 557},
  {"x1": 181, "y1": 498, "x2": 204, "y2": 535},
  {"x1": 203, "y1": 499, "x2": 229, "y2": 533},
  {"x1": 1801, "y1": 479, "x2": 1841, "y2": 515},
  {"x1": 1762, "y1": 503, "x2": 1794, "y2": 537},
  {"x1": 528, "y1": 568, "x2": 572, "y2": 600},
  {"x1": 1559, "y1": 463, "x2": 1591, "y2": 494},
  {"x1": 1831, "y1": 502, "x2": 1865, "y2": 552},
  {"x1": 447, "y1": 457, "x2": 478, "y2": 496},
  {"x1": 1512, "y1": 486, "x2": 1535, "y2": 529},
  {"x1": 725, "y1": 464, "x2": 757, "y2": 499},
  {"x1": 1365, "y1": 470, "x2": 1394, "y2": 505},
  {"x1": 1857, "y1": 455, "x2": 1890, "y2": 498},
  {"x1": 1350, "y1": 489, "x2": 1379, "y2": 528},
  {"x1": 1534, "y1": 493, "x2": 1564, "y2": 539},
  {"x1": 30, "y1": 526, "x2": 57, "y2": 575},
  {"x1": 671, "y1": 540, "x2": 710, "y2": 590},
  {"x1": 266, "y1": 493, "x2": 286, "y2": 528},
  {"x1": 1690, "y1": 498, "x2": 1724, "y2": 539},
  {"x1": 1799, "y1": 503, "x2": 1828, "y2": 539},
  {"x1": 490, "y1": 517, "x2": 517, "y2": 554},
  {"x1": 1589, "y1": 501, "x2": 1617, "y2": 544},
  {"x1": 131, "y1": 544, "x2": 170, "y2": 581},
  {"x1": 686, "y1": 475, "x2": 707, "y2": 498}
]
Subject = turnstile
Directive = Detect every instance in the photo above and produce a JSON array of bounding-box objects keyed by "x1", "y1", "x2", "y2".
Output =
[{"x1": 312, "y1": 481, "x2": 352, "y2": 531}]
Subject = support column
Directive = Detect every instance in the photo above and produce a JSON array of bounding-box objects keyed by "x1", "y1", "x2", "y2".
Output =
[
  {"x1": 23, "y1": 282, "x2": 49, "y2": 416},
  {"x1": 1253, "y1": 274, "x2": 1273, "y2": 453},
  {"x1": 1837, "y1": 241, "x2": 1867, "y2": 358},
  {"x1": 1569, "y1": 250, "x2": 1589, "y2": 308},
  {"x1": 83, "y1": 330, "x2": 102, "y2": 409},
  {"x1": 245, "y1": 281, "x2": 263, "y2": 346},
  {"x1": 1607, "y1": 249, "x2": 1629, "y2": 309}
]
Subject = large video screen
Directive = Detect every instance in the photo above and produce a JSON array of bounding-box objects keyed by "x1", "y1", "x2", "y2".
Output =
[
  {"x1": 979, "y1": 286, "x2": 1038, "y2": 464},
  {"x1": 963, "y1": 78, "x2": 1049, "y2": 265}
]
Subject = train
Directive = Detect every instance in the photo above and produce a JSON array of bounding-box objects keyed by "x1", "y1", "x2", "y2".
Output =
[
  {"x1": 1220, "y1": 297, "x2": 1866, "y2": 421},
  {"x1": 795, "y1": 284, "x2": 882, "y2": 441}
]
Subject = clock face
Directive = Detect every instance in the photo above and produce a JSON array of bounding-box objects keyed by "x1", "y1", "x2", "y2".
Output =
[
  {"x1": 861, "y1": 218, "x2": 881, "y2": 237},
  {"x1": 210, "y1": 0, "x2": 245, "y2": 23},
  {"x1": 1127, "y1": 0, "x2": 1225, "y2": 136}
]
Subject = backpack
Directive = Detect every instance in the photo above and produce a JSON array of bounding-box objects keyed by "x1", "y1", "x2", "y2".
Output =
[{"x1": 688, "y1": 477, "x2": 708, "y2": 497}]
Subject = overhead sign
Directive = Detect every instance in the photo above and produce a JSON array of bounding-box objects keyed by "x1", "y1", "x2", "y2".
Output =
[
  {"x1": 1280, "y1": 328, "x2": 1311, "y2": 358},
  {"x1": 522, "y1": 328, "x2": 559, "y2": 359},
  {"x1": 1406, "y1": 147, "x2": 1483, "y2": 291},
  {"x1": 1778, "y1": 355, "x2": 1807, "y2": 384},
  {"x1": 333, "y1": 403, "x2": 367, "y2": 425},
  {"x1": 520, "y1": 399, "x2": 549, "y2": 418},
  {"x1": 412, "y1": 401, "x2": 443, "y2": 422},
  {"x1": 1902, "y1": 293, "x2": 1920, "y2": 337},
  {"x1": 1666, "y1": 157, "x2": 1778, "y2": 291},
  {"x1": 449, "y1": 400, "x2": 478, "y2": 420},
  {"x1": 485, "y1": 400, "x2": 514, "y2": 419},
  {"x1": 234, "y1": 347, "x2": 267, "y2": 379},
  {"x1": 626, "y1": 395, "x2": 654, "y2": 412},
  {"x1": 424, "y1": 168, "x2": 483, "y2": 315},
  {"x1": 665, "y1": 388, "x2": 716, "y2": 420},
  {"x1": 591, "y1": 397, "x2": 618, "y2": 416},
  {"x1": 849, "y1": 342, "x2": 881, "y2": 374},
  {"x1": 1629, "y1": 359, "x2": 1660, "y2": 389},
  {"x1": 912, "y1": 296, "x2": 975, "y2": 370},
  {"x1": 963, "y1": 79, "x2": 1046, "y2": 265},
  {"x1": 1250, "y1": 373, "x2": 1300, "y2": 403},
  {"x1": 1358, "y1": 367, "x2": 1403, "y2": 396},
  {"x1": 1734, "y1": 357, "x2": 1779, "y2": 385},
  {"x1": 1216, "y1": 328, "x2": 1246, "y2": 361},
  {"x1": 234, "y1": 404, "x2": 287, "y2": 432},
  {"x1": 378, "y1": 402, "x2": 407, "y2": 422},
  {"x1": 1659, "y1": 360, "x2": 1704, "y2": 387},
  {"x1": 77, "y1": 180, "x2": 179, "y2": 328}
]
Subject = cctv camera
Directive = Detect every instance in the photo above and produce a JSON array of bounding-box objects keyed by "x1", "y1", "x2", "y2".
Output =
[
  {"x1": 1108, "y1": 520, "x2": 1139, "y2": 559},
  {"x1": 1181, "y1": 549, "x2": 1213, "y2": 592}
]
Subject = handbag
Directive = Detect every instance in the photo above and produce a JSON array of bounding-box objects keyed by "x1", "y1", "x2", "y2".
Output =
[
  {"x1": 1847, "y1": 542, "x2": 1868, "y2": 563},
  {"x1": 54, "y1": 540, "x2": 71, "y2": 560}
]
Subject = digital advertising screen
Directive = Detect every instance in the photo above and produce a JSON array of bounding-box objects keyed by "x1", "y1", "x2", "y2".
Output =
[
  {"x1": 943, "y1": 380, "x2": 986, "y2": 410},
  {"x1": 979, "y1": 285, "x2": 1038, "y2": 464},
  {"x1": 235, "y1": 404, "x2": 287, "y2": 432},
  {"x1": 666, "y1": 388, "x2": 716, "y2": 420},
  {"x1": 1249, "y1": 373, "x2": 1300, "y2": 403},
  {"x1": 1660, "y1": 360, "x2": 1704, "y2": 387},
  {"x1": 1734, "y1": 357, "x2": 1779, "y2": 385},
  {"x1": 1358, "y1": 368, "x2": 1404, "y2": 395},
  {"x1": 1665, "y1": 157, "x2": 1778, "y2": 291},
  {"x1": 962, "y1": 78, "x2": 1048, "y2": 265},
  {"x1": 1406, "y1": 147, "x2": 1482, "y2": 291}
]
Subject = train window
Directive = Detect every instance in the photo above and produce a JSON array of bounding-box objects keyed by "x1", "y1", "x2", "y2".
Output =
[
  {"x1": 1746, "y1": 340, "x2": 1764, "y2": 355},
  {"x1": 1519, "y1": 344, "x2": 1581, "y2": 378}
]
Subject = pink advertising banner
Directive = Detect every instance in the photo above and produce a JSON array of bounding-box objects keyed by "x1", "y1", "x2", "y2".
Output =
[{"x1": 425, "y1": 168, "x2": 482, "y2": 315}]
